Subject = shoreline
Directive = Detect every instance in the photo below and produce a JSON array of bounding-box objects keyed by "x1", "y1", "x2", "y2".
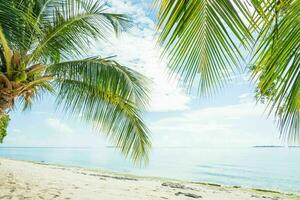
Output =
[{"x1": 0, "y1": 157, "x2": 299, "y2": 200}]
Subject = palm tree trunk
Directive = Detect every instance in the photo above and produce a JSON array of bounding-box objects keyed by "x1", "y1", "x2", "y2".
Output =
[
  {"x1": 0, "y1": 73, "x2": 13, "y2": 112},
  {"x1": 0, "y1": 84, "x2": 14, "y2": 112},
  {"x1": 0, "y1": 96, "x2": 12, "y2": 113}
]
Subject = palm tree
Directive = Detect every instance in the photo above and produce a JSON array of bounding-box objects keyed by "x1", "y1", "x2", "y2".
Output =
[
  {"x1": 155, "y1": 0, "x2": 300, "y2": 141},
  {"x1": 0, "y1": 0, "x2": 151, "y2": 163}
]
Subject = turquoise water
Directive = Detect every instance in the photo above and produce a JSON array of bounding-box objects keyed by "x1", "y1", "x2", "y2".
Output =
[{"x1": 0, "y1": 147, "x2": 299, "y2": 194}]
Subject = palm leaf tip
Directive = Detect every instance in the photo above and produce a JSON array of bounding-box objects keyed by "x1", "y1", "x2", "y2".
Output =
[{"x1": 51, "y1": 57, "x2": 151, "y2": 163}]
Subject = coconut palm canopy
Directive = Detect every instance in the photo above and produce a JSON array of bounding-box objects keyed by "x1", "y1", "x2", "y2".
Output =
[
  {"x1": 156, "y1": 0, "x2": 300, "y2": 141},
  {"x1": 0, "y1": 0, "x2": 151, "y2": 163}
]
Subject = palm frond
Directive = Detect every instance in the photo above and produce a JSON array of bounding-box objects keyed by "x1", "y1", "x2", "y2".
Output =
[
  {"x1": 48, "y1": 57, "x2": 151, "y2": 163},
  {"x1": 28, "y1": 0, "x2": 130, "y2": 64},
  {"x1": 17, "y1": 80, "x2": 55, "y2": 111},
  {"x1": 156, "y1": 0, "x2": 253, "y2": 95},
  {"x1": 0, "y1": 1, "x2": 40, "y2": 54},
  {"x1": 251, "y1": 0, "x2": 300, "y2": 142}
]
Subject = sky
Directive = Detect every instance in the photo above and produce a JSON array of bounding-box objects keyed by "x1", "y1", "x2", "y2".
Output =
[{"x1": 3, "y1": 0, "x2": 283, "y2": 148}]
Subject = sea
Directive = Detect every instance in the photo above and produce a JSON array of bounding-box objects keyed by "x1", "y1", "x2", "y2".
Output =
[{"x1": 0, "y1": 147, "x2": 299, "y2": 194}]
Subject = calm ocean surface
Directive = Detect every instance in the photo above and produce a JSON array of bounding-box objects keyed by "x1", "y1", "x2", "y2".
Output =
[{"x1": 0, "y1": 147, "x2": 299, "y2": 194}]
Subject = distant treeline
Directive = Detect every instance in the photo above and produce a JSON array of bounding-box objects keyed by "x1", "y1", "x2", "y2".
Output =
[{"x1": 253, "y1": 146, "x2": 300, "y2": 148}]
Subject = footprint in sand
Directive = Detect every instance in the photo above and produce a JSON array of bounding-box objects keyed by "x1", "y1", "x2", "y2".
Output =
[
  {"x1": 16, "y1": 195, "x2": 28, "y2": 199},
  {"x1": 9, "y1": 186, "x2": 16, "y2": 193},
  {"x1": 52, "y1": 194, "x2": 60, "y2": 199},
  {"x1": 73, "y1": 185, "x2": 80, "y2": 189},
  {"x1": 0, "y1": 195, "x2": 13, "y2": 200},
  {"x1": 251, "y1": 194, "x2": 260, "y2": 198},
  {"x1": 175, "y1": 192, "x2": 202, "y2": 199}
]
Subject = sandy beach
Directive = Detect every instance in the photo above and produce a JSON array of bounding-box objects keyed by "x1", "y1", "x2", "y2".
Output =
[{"x1": 0, "y1": 158, "x2": 299, "y2": 200}]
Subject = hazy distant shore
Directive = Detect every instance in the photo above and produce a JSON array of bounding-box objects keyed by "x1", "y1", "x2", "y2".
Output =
[{"x1": 0, "y1": 158, "x2": 299, "y2": 200}]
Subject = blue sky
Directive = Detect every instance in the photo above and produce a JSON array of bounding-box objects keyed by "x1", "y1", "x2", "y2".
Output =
[{"x1": 3, "y1": 0, "x2": 282, "y2": 148}]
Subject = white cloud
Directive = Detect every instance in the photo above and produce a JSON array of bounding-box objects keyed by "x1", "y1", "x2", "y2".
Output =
[
  {"x1": 88, "y1": 0, "x2": 191, "y2": 112},
  {"x1": 150, "y1": 102, "x2": 281, "y2": 147},
  {"x1": 239, "y1": 93, "x2": 252, "y2": 99},
  {"x1": 46, "y1": 118, "x2": 74, "y2": 134},
  {"x1": 238, "y1": 92, "x2": 255, "y2": 103},
  {"x1": 32, "y1": 111, "x2": 49, "y2": 115},
  {"x1": 12, "y1": 129, "x2": 21, "y2": 133}
]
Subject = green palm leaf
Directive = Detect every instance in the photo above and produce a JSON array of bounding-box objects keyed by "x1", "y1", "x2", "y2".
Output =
[
  {"x1": 251, "y1": 0, "x2": 300, "y2": 141},
  {"x1": 28, "y1": 0, "x2": 130, "y2": 63},
  {"x1": 0, "y1": 1, "x2": 40, "y2": 53},
  {"x1": 156, "y1": 0, "x2": 253, "y2": 95},
  {"x1": 48, "y1": 58, "x2": 151, "y2": 163}
]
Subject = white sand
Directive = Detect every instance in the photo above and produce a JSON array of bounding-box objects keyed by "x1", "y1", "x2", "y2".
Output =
[{"x1": 0, "y1": 158, "x2": 298, "y2": 200}]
